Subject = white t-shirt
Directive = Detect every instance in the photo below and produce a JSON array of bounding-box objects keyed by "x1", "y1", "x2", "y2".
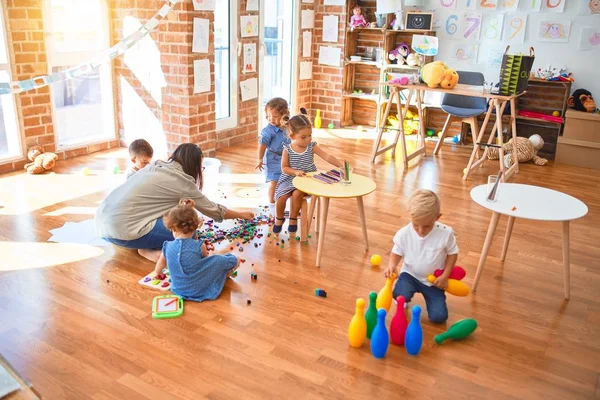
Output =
[{"x1": 392, "y1": 222, "x2": 459, "y2": 285}]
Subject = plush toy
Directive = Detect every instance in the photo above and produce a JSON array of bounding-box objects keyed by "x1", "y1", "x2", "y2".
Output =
[
  {"x1": 350, "y1": 6, "x2": 368, "y2": 28},
  {"x1": 486, "y1": 134, "x2": 548, "y2": 167},
  {"x1": 389, "y1": 43, "x2": 409, "y2": 64},
  {"x1": 568, "y1": 89, "x2": 597, "y2": 112},
  {"x1": 24, "y1": 145, "x2": 58, "y2": 174},
  {"x1": 390, "y1": 11, "x2": 404, "y2": 30},
  {"x1": 420, "y1": 61, "x2": 459, "y2": 89},
  {"x1": 406, "y1": 53, "x2": 424, "y2": 67}
]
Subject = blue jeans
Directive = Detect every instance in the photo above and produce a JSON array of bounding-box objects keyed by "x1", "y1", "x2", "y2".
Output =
[
  {"x1": 103, "y1": 218, "x2": 174, "y2": 250},
  {"x1": 393, "y1": 272, "x2": 448, "y2": 323}
]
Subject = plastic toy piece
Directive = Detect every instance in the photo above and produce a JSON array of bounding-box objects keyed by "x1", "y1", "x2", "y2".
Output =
[
  {"x1": 434, "y1": 318, "x2": 478, "y2": 345},
  {"x1": 143, "y1": 277, "x2": 151, "y2": 283},
  {"x1": 433, "y1": 266, "x2": 466, "y2": 281},
  {"x1": 348, "y1": 298, "x2": 367, "y2": 348},
  {"x1": 427, "y1": 275, "x2": 470, "y2": 296},
  {"x1": 161, "y1": 282, "x2": 169, "y2": 288},
  {"x1": 152, "y1": 279, "x2": 160, "y2": 285},
  {"x1": 405, "y1": 305, "x2": 423, "y2": 356},
  {"x1": 231, "y1": 270, "x2": 238, "y2": 277},
  {"x1": 370, "y1": 309, "x2": 389, "y2": 359},
  {"x1": 152, "y1": 295, "x2": 183, "y2": 319},
  {"x1": 390, "y1": 296, "x2": 408, "y2": 346},
  {"x1": 251, "y1": 273, "x2": 257, "y2": 281},
  {"x1": 365, "y1": 291, "x2": 378, "y2": 339},
  {"x1": 314, "y1": 288, "x2": 327, "y2": 298}
]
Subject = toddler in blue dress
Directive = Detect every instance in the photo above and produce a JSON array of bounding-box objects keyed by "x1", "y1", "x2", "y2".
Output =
[
  {"x1": 256, "y1": 98, "x2": 291, "y2": 217},
  {"x1": 153, "y1": 199, "x2": 240, "y2": 302},
  {"x1": 273, "y1": 112, "x2": 343, "y2": 233}
]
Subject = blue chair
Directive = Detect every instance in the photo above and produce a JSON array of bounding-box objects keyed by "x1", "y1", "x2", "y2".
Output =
[{"x1": 434, "y1": 71, "x2": 488, "y2": 155}]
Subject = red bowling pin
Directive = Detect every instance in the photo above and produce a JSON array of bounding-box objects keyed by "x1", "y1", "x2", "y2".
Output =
[{"x1": 390, "y1": 296, "x2": 408, "y2": 346}]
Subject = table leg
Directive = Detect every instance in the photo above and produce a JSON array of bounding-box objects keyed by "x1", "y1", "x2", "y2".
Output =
[
  {"x1": 501, "y1": 216, "x2": 515, "y2": 261},
  {"x1": 509, "y1": 98, "x2": 519, "y2": 175},
  {"x1": 316, "y1": 197, "x2": 330, "y2": 267},
  {"x1": 463, "y1": 102, "x2": 494, "y2": 181},
  {"x1": 396, "y1": 90, "x2": 412, "y2": 167},
  {"x1": 356, "y1": 196, "x2": 369, "y2": 251},
  {"x1": 416, "y1": 89, "x2": 426, "y2": 154},
  {"x1": 494, "y1": 100, "x2": 507, "y2": 180},
  {"x1": 315, "y1": 196, "x2": 320, "y2": 234},
  {"x1": 306, "y1": 195, "x2": 318, "y2": 235},
  {"x1": 562, "y1": 221, "x2": 570, "y2": 300},
  {"x1": 371, "y1": 90, "x2": 395, "y2": 163},
  {"x1": 472, "y1": 212, "x2": 501, "y2": 292}
]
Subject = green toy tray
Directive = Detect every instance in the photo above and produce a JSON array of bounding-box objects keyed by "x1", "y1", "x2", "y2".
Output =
[{"x1": 152, "y1": 295, "x2": 183, "y2": 319}]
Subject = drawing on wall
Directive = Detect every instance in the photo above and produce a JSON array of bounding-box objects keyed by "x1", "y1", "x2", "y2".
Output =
[
  {"x1": 246, "y1": 0, "x2": 258, "y2": 11},
  {"x1": 412, "y1": 35, "x2": 439, "y2": 56},
  {"x1": 462, "y1": 12, "x2": 482, "y2": 40},
  {"x1": 300, "y1": 61, "x2": 313, "y2": 80},
  {"x1": 538, "y1": 20, "x2": 571, "y2": 42},
  {"x1": 302, "y1": 10, "x2": 315, "y2": 29},
  {"x1": 465, "y1": 0, "x2": 477, "y2": 9},
  {"x1": 579, "y1": 27, "x2": 600, "y2": 50},
  {"x1": 192, "y1": 18, "x2": 209, "y2": 54},
  {"x1": 323, "y1": 15, "x2": 339, "y2": 43},
  {"x1": 577, "y1": 0, "x2": 600, "y2": 15},
  {"x1": 193, "y1": 0, "x2": 215, "y2": 11},
  {"x1": 521, "y1": 0, "x2": 542, "y2": 11},
  {"x1": 482, "y1": 13, "x2": 504, "y2": 41},
  {"x1": 542, "y1": 0, "x2": 566, "y2": 13},
  {"x1": 193, "y1": 59, "x2": 210, "y2": 94},
  {"x1": 243, "y1": 43, "x2": 256, "y2": 73},
  {"x1": 303, "y1": 31, "x2": 312, "y2": 58},
  {"x1": 477, "y1": 0, "x2": 498, "y2": 10},
  {"x1": 503, "y1": 13, "x2": 527, "y2": 44},
  {"x1": 440, "y1": 0, "x2": 457, "y2": 9},
  {"x1": 451, "y1": 43, "x2": 479, "y2": 64},
  {"x1": 240, "y1": 78, "x2": 258, "y2": 101},
  {"x1": 481, "y1": 48, "x2": 504, "y2": 68},
  {"x1": 240, "y1": 16, "x2": 259, "y2": 37},
  {"x1": 497, "y1": 0, "x2": 519, "y2": 11}
]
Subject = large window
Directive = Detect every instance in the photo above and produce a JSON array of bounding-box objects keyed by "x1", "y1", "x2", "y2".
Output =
[
  {"x1": 214, "y1": 0, "x2": 238, "y2": 131},
  {"x1": 0, "y1": 6, "x2": 22, "y2": 162},
  {"x1": 44, "y1": 0, "x2": 115, "y2": 149}
]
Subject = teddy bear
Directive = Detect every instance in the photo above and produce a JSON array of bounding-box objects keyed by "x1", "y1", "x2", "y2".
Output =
[
  {"x1": 420, "y1": 61, "x2": 459, "y2": 89},
  {"x1": 486, "y1": 134, "x2": 548, "y2": 167},
  {"x1": 24, "y1": 145, "x2": 58, "y2": 174}
]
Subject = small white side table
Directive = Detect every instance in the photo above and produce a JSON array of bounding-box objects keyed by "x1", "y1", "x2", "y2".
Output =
[{"x1": 470, "y1": 183, "x2": 588, "y2": 299}]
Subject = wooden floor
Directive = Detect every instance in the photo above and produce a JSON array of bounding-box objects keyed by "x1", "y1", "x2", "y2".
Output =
[{"x1": 1, "y1": 129, "x2": 599, "y2": 400}]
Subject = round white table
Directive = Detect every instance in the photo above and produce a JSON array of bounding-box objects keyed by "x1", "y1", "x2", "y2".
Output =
[
  {"x1": 293, "y1": 173, "x2": 377, "y2": 267},
  {"x1": 470, "y1": 183, "x2": 588, "y2": 299}
]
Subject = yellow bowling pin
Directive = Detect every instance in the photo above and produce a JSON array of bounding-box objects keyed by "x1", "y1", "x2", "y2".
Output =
[
  {"x1": 427, "y1": 275, "x2": 470, "y2": 297},
  {"x1": 348, "y1": 298, "x2": 367, "y2": 348},
  {"x1": 376, "y1": 273, "x2": 396, "y2": 312}
]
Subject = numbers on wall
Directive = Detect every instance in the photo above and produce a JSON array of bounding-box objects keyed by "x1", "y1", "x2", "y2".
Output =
[{"x1": 446, "y1": 14, "x2": 459, "y2": 36}]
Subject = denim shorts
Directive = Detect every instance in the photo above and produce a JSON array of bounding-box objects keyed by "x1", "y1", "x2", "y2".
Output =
[{"x1": 103, "y1": 218, "x2": 174, "y2": 250}]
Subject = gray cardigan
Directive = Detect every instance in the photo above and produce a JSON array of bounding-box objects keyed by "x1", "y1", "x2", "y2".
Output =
[{"x1": 95, "y1": 160, "x2": 227, "y2": 240}]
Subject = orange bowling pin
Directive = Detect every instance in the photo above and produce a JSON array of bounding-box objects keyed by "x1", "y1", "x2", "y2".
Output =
[
  {"x1": 427, "y1": 275, "x2": 470, "y2": 296},
  {"x1": 376, "y1": 273, "x2": 396, "y2": 312},
  {"x1": 348, "y1": 298, "x2": 367, "y2": 348}
]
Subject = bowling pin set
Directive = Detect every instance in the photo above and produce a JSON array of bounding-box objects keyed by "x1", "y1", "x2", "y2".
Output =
[{"x1": 348, "y1": 266, "x2": 477, "y2": 359}]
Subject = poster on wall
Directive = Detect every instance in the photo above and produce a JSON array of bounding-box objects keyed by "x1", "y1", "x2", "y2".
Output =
[
  {"x1": 577, "y1": 1, "x2": 600, "y2": 15},
  {"x1": 192, "y1": 18, "x2": 209, "y2": 53},
  {"x1": 242, "y1": 43, "x2": 257, "y2": 73},
  {"x1": 477, "y1": 0, "x2": 498, "y2": 10},
  {"x1": 451, "y1": 43, "x2": 479, "y2": 63},
  {"x1": 462, "y1": 12, "x2": 482, "y2": 40},
  {"x1": 303, "y1": 31, "x2": 312, "y2": 57},
  {"x1": 240, "y1": 15, "x2": 259, "y2": 37},
  {"x1": 300, "y1": 61, "x2": 313, "y2": 80},
  {"x1": 520, "y1": 0, "x2": 541, "y2": 11},
  {"x1": 443, "y1": 14, "x2": 460, "y2": 39},
  {"x1": 323, "y1": 15, "x2": 339, "y2": 42},
  {"x1": 302, "y1": 0, "x2": 314, "y2": 3},
  {"x1": 542, "y1": 0, "x2": 566, "y2": 13},
  {"x1": 464, "y1": 0, "x2": 477, "y2": 9},
  {"x1": 497, "y1": 0, "x2": 519, "y2": 12},
  {"x1": 246, "y1": 0, "x2": 259, "y2": 11},
  {"x1": 538, "y1": 20, "x2": 571, "y2": 42},
  {"x1": 376, "y1": 0, "x2": 402, "y2": 13},
  {"x1": 318, "y1": 46, "x2": 341, "y2": 67},
  {"x1": 412, "y1": 35, "x2": 439, "y2": 56},
  {"x1": 503, "y1": 13, "x2": 527, "y2": 44},
  {"x1": 482, "y1": 13, "x2": 504, "y2": 41},
  {"x1": 240, "y1": 78, "x2": 258, "y2": 101},
  {"x1": 440, "y1": 0, "x2": 457, "y2": 10},
  {"x1": 302, "y1": 10, "x2": 315, "y2": 29},
  {"x1": 193, "y1": 0, "x2": 216, "y2": 11},
  {"x1": 193, "y1": 59, "x2": 210, "y2": 94},
  {"x1": 480, "y1": 48, "x2": 504, "y2": 68},
  {"x1": 579, "y1": 28, "x2": 600, "y2": 50},
  {"x1": 324, "y1": 0, "x2": 345, "y2": 5}
]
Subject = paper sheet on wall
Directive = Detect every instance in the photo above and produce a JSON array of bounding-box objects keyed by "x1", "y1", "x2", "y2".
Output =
[
  {"x1": 241, "y1": 15, "x2": 259, "y2": 37},
  {"x1": 503, "y1": 13, "x2": 527, "y2": 44},
  {"x1": 477, "y1": 0, "x2": 498, "y2": 10},
  {"x1": 193, "y1": 0, "x2": 216, "y2": 11},
  {"x1": 303, "y1": 31, "x2": 312, "y2": 57},
  {"x1": 465, "y1": 0, "x2": 477, "y2": 9},
  {"x1": 482, "y1": 13, "x2": 504, "y2": 41},
  {"x1": 192, "y1": 18, "x2": 209, "y2": 53},
  {"x1": 497, "y1": 0, "x2": 519, "y2": 12},
  {"x1": 376, "y1": 0, "x2": 402, "y2": 13},
  {"x1": 240, "y1": 78, "x2": 258, "y2": 101},
  {"x1": 302, "y1": 0, "x2": 314, "y2": 3},
  {"x1": 520, "y1": 0, "x2": 541, "y2": 11},
  {"x1": 323, "y1": 15, "x2": 339, "y2": 43},
  {"x1": 246, "y1": 0, "x2": 259, "y2": 11},
  {"x1": 538, "y1": 20, "x2": 571, "y2": 42},
  {"x1": 302, "y1": 10, "x2": 315, "y2": 29},
  {"x1": 577, "y1": 1, "x2": 600, "y2": 15},
  {"x1": 451, "y1": 43, "x2": 479, "y2": 64},
  {"x1": 243, "y1": 43, "x2": 257, "y2": 73},
  {"x1": 300, "y1": 61, "x2": 313, "y2": 80},
  {"x1": 542, "y1": 0, "x2": 566, "y2": 13},
  {"x1": 194, "y1": 59, "x2": 211, "y2": 94},
  {"x1": 462, "y1": 12, "x2": 482, "y2": 40},
  {"x1": 318, "y1": 46, "x2": 341, "y2": 67},
  {"x1": 579, "y1": 28, "x2": 600, "y2": 50},
  {"x1": 412, "y1": 35, "x2": 438, "y2": 56},
  {"x1": 481, "y1": 48, "x2": 504, "y2": 68},
  {"x1": 324, "y1": 0, "x2": 345, "y2": 5},
  {"x1": 440, "y1": 0, "x2": 457, "y2": 10}
]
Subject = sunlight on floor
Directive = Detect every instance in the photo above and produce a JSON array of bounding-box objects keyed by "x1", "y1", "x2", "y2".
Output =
[
  {"x1": 43, "y1": 207, "x2": 98, "y2": 217},
  {"x1": 0, "y1": 242, "x2": 105, "y2": 271}
]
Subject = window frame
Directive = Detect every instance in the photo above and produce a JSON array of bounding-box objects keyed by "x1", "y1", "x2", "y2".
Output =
[{"x1": 215, "y1": 0, "x2": 238, "y2": 132}]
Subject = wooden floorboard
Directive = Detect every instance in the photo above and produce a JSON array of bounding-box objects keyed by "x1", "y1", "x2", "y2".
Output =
[{"x1": 0, "y1": 129, "x2": 599, "y2": 399}]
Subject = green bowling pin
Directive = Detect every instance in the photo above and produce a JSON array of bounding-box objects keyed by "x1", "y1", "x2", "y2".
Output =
[
  {"x1": 434, "y1": 318, "x2": 478, "y2": 345},
  {"x1": 365, "y1": 292, "x2": 378, "y2": 339}
]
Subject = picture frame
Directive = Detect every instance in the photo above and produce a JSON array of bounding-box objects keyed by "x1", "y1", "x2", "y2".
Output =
[{"x1": 405, "y1": 12, "x2": 433, "y2": 31}]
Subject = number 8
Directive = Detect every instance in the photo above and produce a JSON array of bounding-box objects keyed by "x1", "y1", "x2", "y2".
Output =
[{"x1": 485, "y1": 16, "x2": 498, "y2": 39}]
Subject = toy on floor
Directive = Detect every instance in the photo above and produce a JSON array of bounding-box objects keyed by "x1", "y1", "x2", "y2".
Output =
[
  {"x1": 405, "y1": 305, "x2": 423, "y2": 356},
  {"x1": 376, "y1": 273, "x2": 396, "y2": 312},
  {"x1": 420, "y1": 61, "x2": 459, "y2": 89},
  {"x1": 348, "y1": 298, "x2": 367, "y2": 348},
  {"x1": 152, "y1": 295, "x2": 183, "y2": 319},
  {"x1": 427, "y1": 275, "x2": 470, "y2": 296},
  {"x1": 434, "y1": 318, "x2": 478, "y2": 344},
  {"x1": 568, "y1": 89, "x2": 596, "y2": 113},
  {"x1": 486, "y1": 134, "x2": 548, "y2": 167},
  {"x1": 433, "y1": 265, "x2": 466, "y2": 280},
  {"x1": 24, "y1": 145, "x2": 58, "y2": 174},
  {"x1": 365, "y1": 291, "x2": 378, "y2": 339},
  {"x1": 370, "y1": 254, "x2": 382, "y2": 266},
  {"x1": 390, "y1": 296, "x2": 408, "y2": 346},
  {"x1": 370, "y1": 309, "x2": 389, "y2": 358},
  {"x1": 314, "y1": 288, "x2": 327, "y2": 298},
  {"x1": 139, "y1": 268, "x2": 171, "y2": 291}
]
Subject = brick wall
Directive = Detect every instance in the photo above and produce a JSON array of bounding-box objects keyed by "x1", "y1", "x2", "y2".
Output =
[{"x1": 215, "y1": 0, "x2": 259, "y2": 150}]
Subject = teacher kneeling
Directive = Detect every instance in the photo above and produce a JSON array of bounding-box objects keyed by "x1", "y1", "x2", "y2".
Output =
[{"x1": 95, "y1": 143, "x2": 254, "y2": 261}]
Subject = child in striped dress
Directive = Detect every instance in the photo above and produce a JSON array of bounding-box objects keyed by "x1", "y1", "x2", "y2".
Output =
[
  {"x1": 273, "y1": 112, "x2": 343, "y2": 234},
  {"x1": 152, "y1": 199, "x2": 240, "y2": 302}
]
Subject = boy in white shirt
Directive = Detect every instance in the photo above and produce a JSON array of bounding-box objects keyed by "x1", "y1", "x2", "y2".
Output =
[{"x1": 383, "y1": 189, "x2": 459, "y2": 323}]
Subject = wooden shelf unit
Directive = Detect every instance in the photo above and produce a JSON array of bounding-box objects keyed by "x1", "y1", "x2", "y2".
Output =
[{"x1": 341, "y1": 0, "x2": 435, "y2": 127}]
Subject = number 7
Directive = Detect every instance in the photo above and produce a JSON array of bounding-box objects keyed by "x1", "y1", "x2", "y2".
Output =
[{"x1": 464, "y1": 17, "x2": 480, "y2": 38}]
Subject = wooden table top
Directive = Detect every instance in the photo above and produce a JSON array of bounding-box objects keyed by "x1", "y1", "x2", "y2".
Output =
[
  {"x1": 386, "y1": 82, "x2": 524, "y2": 101},
  {"x1": 293, "y1": 173, "x2": 376, "y2": 198}
]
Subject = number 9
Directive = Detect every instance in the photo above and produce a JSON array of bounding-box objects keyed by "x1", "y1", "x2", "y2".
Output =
[
  {"x1": 446, "y1": 15, "x2": 458, "y2": 35},
  {"x1": 510, "y1": 17, "x2": 523, "y2": 39}
]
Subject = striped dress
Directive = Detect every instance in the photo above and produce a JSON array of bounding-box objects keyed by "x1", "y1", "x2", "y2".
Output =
[{"x1": 274, "y1": 141, "x2": 318, "y2": 200}]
